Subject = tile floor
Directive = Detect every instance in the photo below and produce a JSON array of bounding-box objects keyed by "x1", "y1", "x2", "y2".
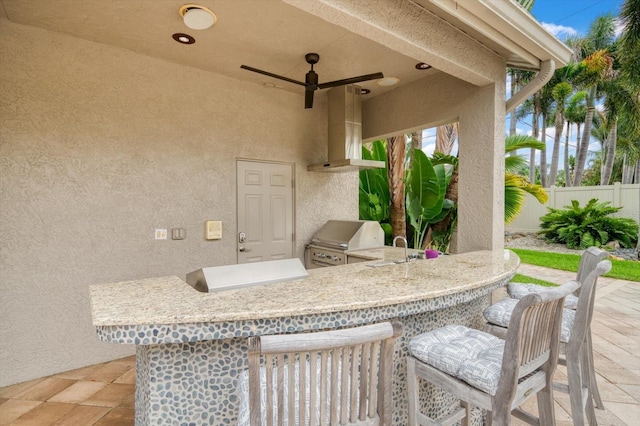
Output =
[
  {"x1": 0, "y1": 356, "x2": 135, "y2": 425},
  {"x1": 0, "y1": 265, "x2": 638, "y2": 425}
]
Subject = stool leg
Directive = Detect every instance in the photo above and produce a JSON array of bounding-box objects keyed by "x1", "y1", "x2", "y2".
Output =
[
  {"x1": 566, "y1": 352, "x2": 586, "y2": 426},
  {"x1": 537, "y1": 385, "x2": 556, "y2": 426},
  {"x1": 585, "y1": 332, "x2": 604, "y2": 410},
  {"x1": 406, "y1": 357, "x2": 419, "y2": 426},
  {"x1": 582, "y1": 347, "x2": 598, "y2": 425},
  {"x1": 461, "y1": 401, "x2": 470, "y2": 426}
]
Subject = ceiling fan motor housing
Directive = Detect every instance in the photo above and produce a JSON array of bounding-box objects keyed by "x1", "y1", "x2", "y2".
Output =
[{"x1": 305, "y1": 53, "x2": 320, "y2": 65}]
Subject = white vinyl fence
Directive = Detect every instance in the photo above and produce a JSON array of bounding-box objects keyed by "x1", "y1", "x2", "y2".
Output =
[{"x1": 506, "y1": 183, "x2": 640, "y2": 233}]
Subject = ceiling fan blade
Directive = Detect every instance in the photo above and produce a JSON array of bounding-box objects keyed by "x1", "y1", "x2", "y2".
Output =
[
  {"x1": 304, "y1": 88, "x2": 314, "y2": 109},
  {"x1": 317, "y1": 72, "x2": 384, "y2": 90},
  {"x1": 240, "y1": 65, "x2": 307, "y2": 87}
]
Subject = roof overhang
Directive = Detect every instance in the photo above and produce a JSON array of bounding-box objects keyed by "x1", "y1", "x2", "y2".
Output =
[{"x1": 418, "y1": 0, "x2": 573, "y2": 70}]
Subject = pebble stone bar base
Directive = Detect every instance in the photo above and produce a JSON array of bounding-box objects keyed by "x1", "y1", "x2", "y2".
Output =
[{"x1": 90, "y1": 250, "x2": 519, "y2": 425}]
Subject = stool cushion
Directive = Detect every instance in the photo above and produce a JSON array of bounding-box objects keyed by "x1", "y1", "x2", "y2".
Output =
[
  {"x1": 483, "y1": 298, "x2": 575, "y2": 343},
  {"x1": 508, "y1": 283, "x2": 579, "y2": 310},
  {"x1": 409, "y1": 325, "x2": 505, "y2": 395}
]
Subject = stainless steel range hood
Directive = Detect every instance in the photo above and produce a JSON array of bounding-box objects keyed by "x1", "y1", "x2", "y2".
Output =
[{"x1": 307, "y1": 85, "x2": 385, "y2": 173}]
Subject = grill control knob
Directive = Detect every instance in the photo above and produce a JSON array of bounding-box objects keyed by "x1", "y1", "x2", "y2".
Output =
[{"x1": 331, "y1": 256, "x2": 339, "y2": 261}]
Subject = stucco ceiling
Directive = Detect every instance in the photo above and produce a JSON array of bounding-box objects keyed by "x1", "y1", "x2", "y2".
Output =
[
  {"x1": 1, "y1": 0, "x2": 572, "y2": 106},
  {"x1": 0, "y1": 0, "x2": 440, "y2": 101}
]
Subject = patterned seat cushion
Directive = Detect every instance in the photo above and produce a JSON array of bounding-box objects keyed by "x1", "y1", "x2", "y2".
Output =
[
  {"x1": 508, "y1": 283, "x2": 579, "y2": 309},
  {"x1": 483, "y1": 298, "x2": 575, "y2": 343},
  {"x1": 409, "y1": 325, "x2": 505, "y2": 395}
]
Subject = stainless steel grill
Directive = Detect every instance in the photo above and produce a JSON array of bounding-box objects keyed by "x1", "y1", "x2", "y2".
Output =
[{"x1": 304, "y1": 220, "x2": 384, "y2": 269}]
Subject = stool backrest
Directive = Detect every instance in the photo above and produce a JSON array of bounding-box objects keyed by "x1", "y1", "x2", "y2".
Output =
[
  {"x1": 496, "y1": 280, "x2": 580, "y2": 405},
  {"x1": 570, "y1": 259, "x2": 612, "y2": 350},
  {"x1": 247, "y1": 321, "x2": 403, "y2": 426},
  {"x1": 576, "y1": 247, "x2": 609, "y2": 295}
]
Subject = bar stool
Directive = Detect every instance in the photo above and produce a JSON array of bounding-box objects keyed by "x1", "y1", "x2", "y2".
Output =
[
  {"x1": 505, "y1": 247, "x2": 609, "y2": 410},
  {"x1": 407, "y1": 280, "x2": 579, "y2": 425},
  {"x1": 484, "y1": 260, "x2": 612, "y2": 425}
]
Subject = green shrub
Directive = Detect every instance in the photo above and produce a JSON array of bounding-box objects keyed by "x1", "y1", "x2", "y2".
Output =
[{"x1": 538, "y1": 198, "x2": 639, "y2": 249}]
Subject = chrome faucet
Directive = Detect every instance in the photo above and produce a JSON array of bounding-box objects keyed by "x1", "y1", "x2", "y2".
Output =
[{"x1": 392, "y1": 235, "x2": 408, "y2": 263}]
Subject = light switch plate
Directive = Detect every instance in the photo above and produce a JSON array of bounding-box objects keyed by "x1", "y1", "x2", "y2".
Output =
[
  {"x1": 205, "y1": 220, "x2": 222, "y2": 240},
  {"x1": 172, "y1": 228, "x2": 186, "y2": 240},
  {"x1": 154, "y1": 229, "x2": 167, "y2": 240}
]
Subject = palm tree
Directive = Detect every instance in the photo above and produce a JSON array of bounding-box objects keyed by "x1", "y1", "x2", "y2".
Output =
[
  {"x1": 513, "y1": 96, "x2": 537, "y2": 182},
  {"x1": 564, "y1": 92, "x2": 588, "y2": 186},
  {"x1": 549, "y1": 81, "x2": 573, "y2": 185},
  {"x1": 435, "y1": 123, "x2": 458, "y2": 155},
  {"x1": 508, "y1": 69, "x2": 534, "y2": 138},
  {"x1": 386, "y1": 134, "x2": 407, "y2": 242},
  {"x1": 619, "y1": 0, "x2": 640, "y2": 86},
  {"x1": 617, "y1": 112, "x2": 640, "y2": 184},
  {"x1": 538, "y1": 84, "x2": 555, "y2": 187},
  {"x1": 599, "y1": 77, "x2": 640, "y2": 185},
  {"x1": 572, "y1": 15, "x2": 617, "y2": 186},
  {"x1": 618, "y1": 0, "x2": 640, "y2": 256}
]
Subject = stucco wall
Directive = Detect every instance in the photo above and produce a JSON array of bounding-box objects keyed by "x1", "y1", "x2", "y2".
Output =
[{"x1": 0, "y1": 20, "x2": 358, "y2": 386}]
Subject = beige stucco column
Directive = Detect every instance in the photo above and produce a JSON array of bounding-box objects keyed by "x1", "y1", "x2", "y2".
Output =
[{"x1": 455, "y1": 83, "x2": 506, "y2": 253}]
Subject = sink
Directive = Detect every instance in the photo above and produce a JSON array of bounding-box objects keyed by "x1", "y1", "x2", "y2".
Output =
[
  {"x1": 366, "y1": 257, "x2": 422, "y2": 267},
  {"x1": 365, "y1": 260, "x2": 398, "y2": 268}
]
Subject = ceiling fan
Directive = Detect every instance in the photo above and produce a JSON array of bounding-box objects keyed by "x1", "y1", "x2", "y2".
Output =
[{"x1": 241, "y1": 53, "x2": 384, "y2": 109}]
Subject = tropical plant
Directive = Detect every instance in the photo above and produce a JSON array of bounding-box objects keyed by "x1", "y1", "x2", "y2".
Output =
[
  {"x1": 360, "y1": 133, "x2": 547, "y2": 250},
  {"x1": 405, "y1": 149, "x2": 451, "y2": 250},
  {"x1": 359, "y1": 139, "x2": 450, "y2": 248},
  {"x1": 538, "y1": 198, "x2": 639, "y2": 249},
  {"x1": 505, "y1": 135, "x2": 549, "y2": 223},
  {"x1": 424, "y1": 152, "x2": 458, "y2": 252},
  {"x1": 359, "y1": 140, "x2": 391, "y2": 241}
]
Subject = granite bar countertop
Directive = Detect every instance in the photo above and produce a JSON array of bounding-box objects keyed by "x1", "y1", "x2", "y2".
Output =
[{"x1": 90, "y1": 250, "x2": 518, "y2": 327}]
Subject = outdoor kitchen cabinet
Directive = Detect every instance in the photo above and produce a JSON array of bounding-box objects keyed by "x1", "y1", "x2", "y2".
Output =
[{"x1": 89, "y1": 250, "x2": 519, "y2": 425}]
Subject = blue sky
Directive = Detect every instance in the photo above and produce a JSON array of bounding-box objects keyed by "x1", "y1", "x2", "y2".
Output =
[
  {"x1": 423, "y1": 0, "x2": 626, "y2": 170},
  {"x1": 531, "y1": 0, "x2": 624, "y2": 37}
]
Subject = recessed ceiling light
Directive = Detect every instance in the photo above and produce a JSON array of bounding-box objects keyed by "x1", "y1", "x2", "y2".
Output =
[
  {"x1": 416, "y1": 62, "x2": 432, "y2": 70},
  {"x1": 179, "y1": 4, "x2": 217, "y2": 30},
  {"x1": 172, "y1": 33, "x2": 195, "y2": 44},
  {"x1": 360, "y1": 88, "x2": 371, "y2": 95},
  {"x1": 376, "y1": 77, "x2": 399, "y2": 87}
]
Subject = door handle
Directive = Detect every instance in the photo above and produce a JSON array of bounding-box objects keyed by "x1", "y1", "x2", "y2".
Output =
[{"x1": 239, "y1": 246, "x2": 251, "y2": 252}]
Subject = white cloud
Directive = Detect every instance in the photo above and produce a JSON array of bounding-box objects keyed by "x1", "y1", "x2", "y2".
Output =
[
  {"x1": 615, "y1": 18, "x2": 624, "y2": 38},
  {"x1": 541, "y1": 22, "x2": 578, "y2": 38},
  {"x1": 422, "y1": 142, "x2": 435, "y2": 157}
]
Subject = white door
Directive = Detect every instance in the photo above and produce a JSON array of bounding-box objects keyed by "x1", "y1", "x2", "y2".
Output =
[{"x1": 237, "y1": 160, "x2": 294, "y2": 263}]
